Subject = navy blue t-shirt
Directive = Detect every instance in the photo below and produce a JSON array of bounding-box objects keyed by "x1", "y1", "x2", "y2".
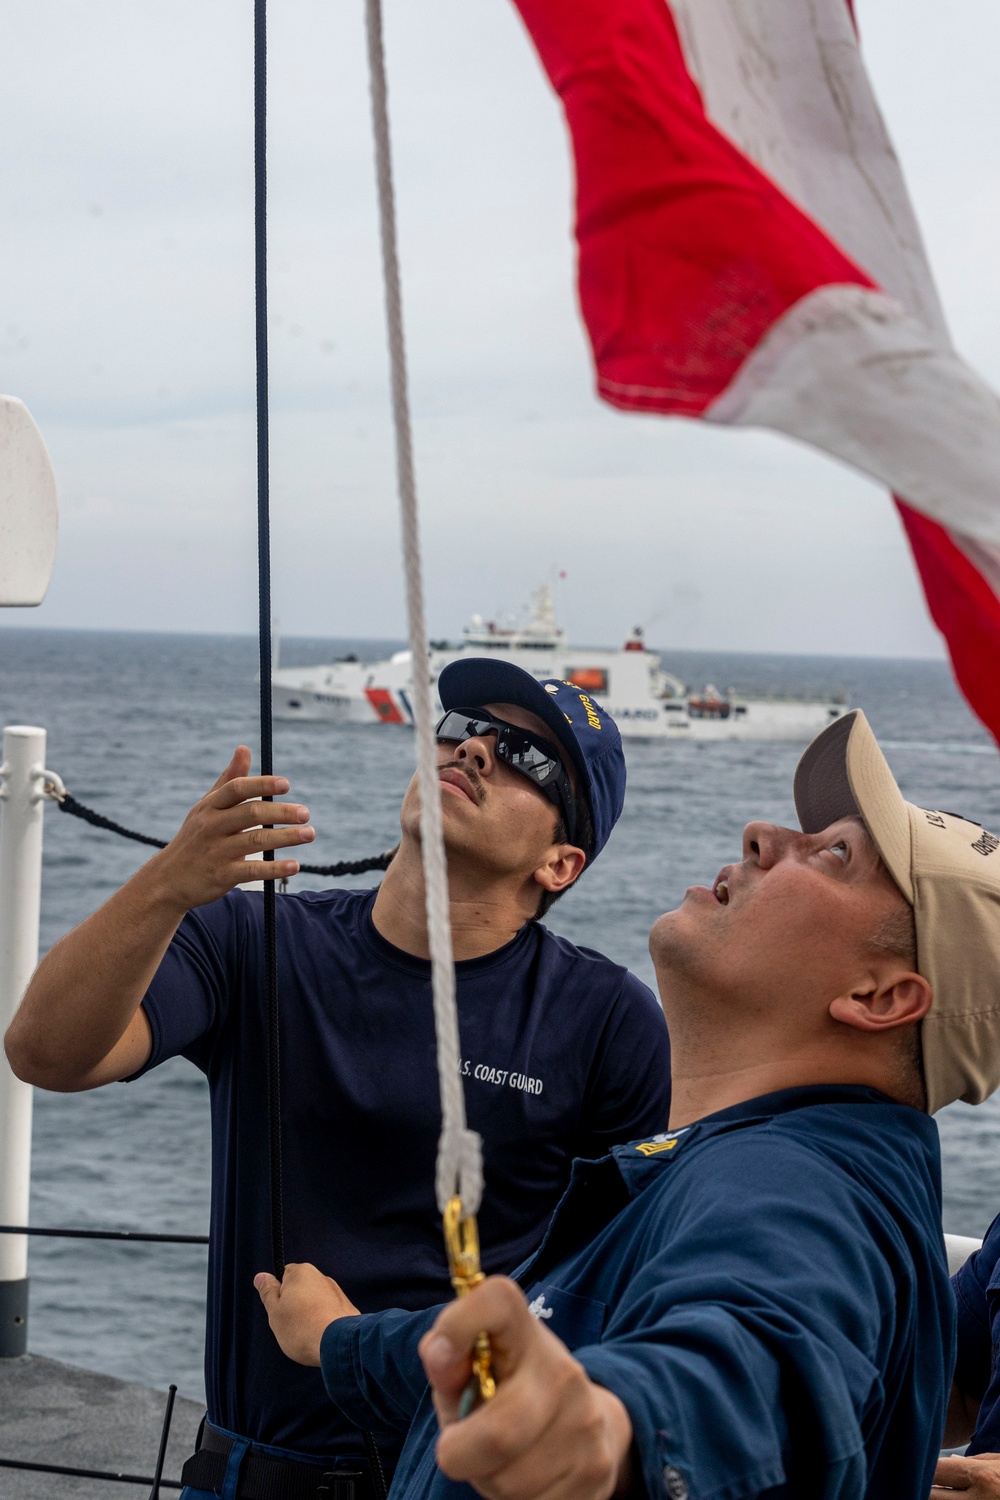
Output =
[
  {"x1": 322, "y1": 1086, "x2": 953, "y2": 1500},
  {"x1": 954, "y1": 1211, "x2": 1000, "y2": 1452},
  {"x1": 135, "y1": 886, "x2": 670, "y2": 1457}
]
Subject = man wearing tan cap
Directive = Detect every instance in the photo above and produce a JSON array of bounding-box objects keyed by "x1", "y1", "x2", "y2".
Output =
[
  {"x1": 253, "y1": 709, "x2": 1000, "y2": 1500},
  {"x1": 795, "y1": 705, "x2": 1000, "y2": 1115}
]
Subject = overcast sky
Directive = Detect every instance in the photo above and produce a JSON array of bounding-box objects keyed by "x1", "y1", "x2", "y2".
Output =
[{"x1": 1, "y1": 0, "x2": 998, "y2": 654}]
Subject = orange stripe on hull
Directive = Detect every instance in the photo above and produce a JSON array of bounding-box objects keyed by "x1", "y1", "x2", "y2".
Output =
[{"x1": 365, "y1": 687, "x2": 406, "y2": 724}]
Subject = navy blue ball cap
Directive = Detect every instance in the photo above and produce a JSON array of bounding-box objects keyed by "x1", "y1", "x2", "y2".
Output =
[{"x1": 437, "y1": 657, "x2": 626, "y2": 865}]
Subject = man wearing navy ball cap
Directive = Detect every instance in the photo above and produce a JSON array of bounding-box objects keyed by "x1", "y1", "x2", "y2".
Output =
[
  {"x1": 436, "y1": 656, "x2": 627, "y2": 871},
  {"x1": 7, "y1": 657, "x2": 670, "y2": 1500}
]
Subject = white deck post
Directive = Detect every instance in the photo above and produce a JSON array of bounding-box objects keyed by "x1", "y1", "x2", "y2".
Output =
[{"x1": 0, "y1": 725, "x2": 47, "y2": 1356}]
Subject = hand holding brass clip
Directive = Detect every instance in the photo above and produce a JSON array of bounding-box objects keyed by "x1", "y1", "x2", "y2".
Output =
[{"x1": 443, "y1": 1195, "x2": 496, "y2": 1416}]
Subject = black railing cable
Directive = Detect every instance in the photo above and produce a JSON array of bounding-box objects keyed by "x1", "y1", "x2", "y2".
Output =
[
  {"x1": 0, "y1": 1456, "x2": 182, "y2": 1490},
  {"x1": 0, "y1": 1224, "x2": 208, "y2": 1244}
]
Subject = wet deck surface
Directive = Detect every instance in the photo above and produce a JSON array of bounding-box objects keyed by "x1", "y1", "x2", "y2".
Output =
[{"x1": 0, "y1": 1354, "x2": 204, "y2": 1496}]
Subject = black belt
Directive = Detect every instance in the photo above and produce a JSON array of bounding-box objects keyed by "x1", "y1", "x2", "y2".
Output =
[{"x1": 180, "y1": 1424, "x2": 374, "y2": 1500}]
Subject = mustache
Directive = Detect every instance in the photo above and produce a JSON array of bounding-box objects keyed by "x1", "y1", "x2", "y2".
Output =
[{"x1": 439, "y1": 758, "x2": 487, "y2": 806}]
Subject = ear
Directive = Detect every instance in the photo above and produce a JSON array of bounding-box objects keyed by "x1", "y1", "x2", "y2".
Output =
[
  {"x1": 829, "y1": 973, "x2": 933, "y2": 1035},
  {"x1": 533, "y1": 844, "x2": 587, "y2": 898}
]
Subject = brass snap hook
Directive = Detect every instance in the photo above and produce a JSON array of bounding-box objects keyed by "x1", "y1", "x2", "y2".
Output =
[{"x1": 442, "y1": 1196, "x2": 496, "y2": 1413}]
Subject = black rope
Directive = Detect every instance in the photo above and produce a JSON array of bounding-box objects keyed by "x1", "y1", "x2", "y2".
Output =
[
  {"x1": 299, "y1": 849, "x2": 396, "y2": 877},
  {"x1": 250, "y1": 1, "x2": 386, "y2": 1457},
  {"x1": 0, "y1": 1224, "x2": 208, "y2": 1244},
  {"x1": 254, "y1": 37, "x2": 386, "y2": 1500},
  {"x1": 363, "y1": 1432, "x2": 389, "y2": 1500},
  {"x1": 54, "y1": 791, "x2": 394, "y2": 877},
  {"x1": 254, "y1": 0, "x2": 284, "y2": 1287},
  {"x1": 56, "y1": 794, "x2": 167, "y2": 849}
]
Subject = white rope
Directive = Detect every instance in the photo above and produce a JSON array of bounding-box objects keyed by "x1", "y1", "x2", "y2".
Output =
[{"x1": 364, "y1": 0, "x2": 484, "y2": 1218}]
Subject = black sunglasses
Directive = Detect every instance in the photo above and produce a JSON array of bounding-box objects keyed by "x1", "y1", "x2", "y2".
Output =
[{"x1": 435, "y1": 707, "x2": 577, "y2": 846}]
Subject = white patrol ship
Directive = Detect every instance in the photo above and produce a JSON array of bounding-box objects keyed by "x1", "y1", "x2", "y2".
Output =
[{"x1": 271, "y1": 585, "x2": 847, "y2": 741}]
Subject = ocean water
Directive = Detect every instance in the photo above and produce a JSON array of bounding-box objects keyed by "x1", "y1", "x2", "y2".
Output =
[{"x1": 1, "y1": 626, "x2": 999, "y2": 1404}]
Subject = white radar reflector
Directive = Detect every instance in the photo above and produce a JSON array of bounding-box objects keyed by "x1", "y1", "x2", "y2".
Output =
[{"x1": 0, "y1": 395, "x2": 58, "y2": 606}]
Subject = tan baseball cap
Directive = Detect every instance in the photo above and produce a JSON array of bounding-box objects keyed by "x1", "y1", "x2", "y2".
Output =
[{"x1": 794, "y1": 709, "x2": 1000, "y2": 1114}]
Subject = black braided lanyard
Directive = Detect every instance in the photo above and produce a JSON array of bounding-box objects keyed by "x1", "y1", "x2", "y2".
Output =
[
  {"x1": 254, "y1": 7, "x2": 387, "y2": 1494},
  {"x1": 253, "y1": 0, "x2": 285, "y2": 1288}
]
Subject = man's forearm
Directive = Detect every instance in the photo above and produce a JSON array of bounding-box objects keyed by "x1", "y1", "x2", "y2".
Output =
[
  {"x1": 322, "y1": 1306, "x2": 442, "y2": 1434},
  {"x1": 4, "y1": 852, "x2": 186, "y2": 1090},
  {"x1": 5, "y1": 748, "x2": 314, "y2": 1092}
]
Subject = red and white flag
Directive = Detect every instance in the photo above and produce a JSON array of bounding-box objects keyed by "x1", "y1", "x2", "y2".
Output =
[{"x1": 512, "y1": 0, "x2": 1000, "y2": 740}]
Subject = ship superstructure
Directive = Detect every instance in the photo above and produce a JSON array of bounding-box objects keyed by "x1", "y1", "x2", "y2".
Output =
[{"x1": 272, "y1": 587, "x2": 846, "y2": 741}]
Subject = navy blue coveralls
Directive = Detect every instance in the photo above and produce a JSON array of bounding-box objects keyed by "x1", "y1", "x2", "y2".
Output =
[{"x1": 320, "y1": 1087, "x2": 953, "y2": 1500}]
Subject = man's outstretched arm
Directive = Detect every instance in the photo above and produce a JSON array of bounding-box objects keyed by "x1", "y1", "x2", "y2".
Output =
[
  {"x1": 3, "y1": 746, "x2": 314, "y2": 1092},
  {"x1": 255, "y1": 1262, "x2": 441, "y2": 1436}
]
